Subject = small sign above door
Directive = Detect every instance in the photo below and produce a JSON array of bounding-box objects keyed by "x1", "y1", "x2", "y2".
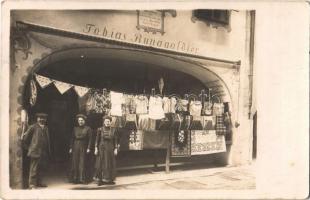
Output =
[{"x1": 136, "y1": 10, "x2": 165, "y2": 35}]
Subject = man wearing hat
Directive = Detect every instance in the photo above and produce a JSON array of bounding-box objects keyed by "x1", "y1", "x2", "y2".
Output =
[
  {"x1": 69, "y1": 114, "x2": 92, "y2": 184},
  {"x1": 21, "y1": 112, "x2": 51, "y2": 189}
]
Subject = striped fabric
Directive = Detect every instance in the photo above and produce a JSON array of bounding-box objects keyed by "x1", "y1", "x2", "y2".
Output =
[{"x1": 216, "y1": 115, "x2": 227, "y2": 135}]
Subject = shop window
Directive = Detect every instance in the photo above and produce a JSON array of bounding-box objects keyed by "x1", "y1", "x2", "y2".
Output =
[{"x1": 192, "y1": 9, "x2": 231, "y2": 32}]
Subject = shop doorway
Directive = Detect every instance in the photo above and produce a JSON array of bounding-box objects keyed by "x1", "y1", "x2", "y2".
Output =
[{"x1": 24, "y1": 46, "x2": 233, "y2": 186}]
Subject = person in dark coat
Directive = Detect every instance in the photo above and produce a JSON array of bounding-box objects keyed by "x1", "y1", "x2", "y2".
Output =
[
  {"x1": 21, "y1": 113, "x2": 51, "y2": 189},
  {"x1": 69, "y1": 114, "x2": 92, "y2": 184},
  {"x1": 94, "y1": 116, "x2": 120, "y2": 186}
]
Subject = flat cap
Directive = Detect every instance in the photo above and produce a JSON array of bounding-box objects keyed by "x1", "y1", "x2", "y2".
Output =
[
  {"x1": 76, "y1": 114, "x2": 87, "y2": 120},
  {"x1": 103, "y1": 115, "x2": 112, "y2": 121}
]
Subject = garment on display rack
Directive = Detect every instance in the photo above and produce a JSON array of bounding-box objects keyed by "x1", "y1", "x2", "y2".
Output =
[
  {"x1": 213, "y1": 103, "x2": 224, "y2": 116},
  {"x1": 202, "y1": 116, "x2": 216, "y2": 130},
  {"x1": 135, "y1": 95, "x2": 148, "y2": 114},
  {"x1": 156, "y1": 113, "x2": 172, "y2": 130},
  {"x1": 180, "y1": 115, "x2": 192, "y2": 130},
  {"x1": 123, "y1": 94, "x2": 136, "y2": 114},
  {"x1": 176, "y1": 99, "x2": 189, "y2": 113},
  {"x1": 143, "y1": 131, "x2": 169, "y2": 149},
  {"x1": 171, "y1": 130, "x2": 191, "y2": 157},
  {"x1": 163, "y1": 97, "x2": 170, "y2": 114},
  {"x1": 170, "y1": 113, "x2": 182, "y2": 130},
  {"x1": 137, "y1": 114, "x2": 149, "y2": 130},
  {"x1": 110, "y1": 91, "x2": 124, "y2": 116},
  {"x1": 216, "y1": 115, "x2": 227, "y2": 135},
  {"x1": 148, "y1": 96, "x2": 165, "y2": 119},
  {"x1": 124, "y1": 114, "x2": 138, "y2": 130},
  {"x1": 190, "y1": 115, "x2": 203, "y2": 130},
  {"x1": 189, "y1": 101, "x2": 202, "y2": 116},
  {"x1": 202, "y1": 102, "x2": 213, "y2": 116},
  {"x1": 129, "y1": 130, "x2": 143, "y2": 150}
]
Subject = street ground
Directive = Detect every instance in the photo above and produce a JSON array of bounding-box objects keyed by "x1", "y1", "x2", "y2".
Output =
[{"x1": 42, "y1": 162, "x2": 255, "y2": 190}]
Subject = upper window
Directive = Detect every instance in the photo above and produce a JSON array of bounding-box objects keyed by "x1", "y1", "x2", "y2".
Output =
[{"x1": 192, "y1": 9, "x2": 231, "y2": 31}]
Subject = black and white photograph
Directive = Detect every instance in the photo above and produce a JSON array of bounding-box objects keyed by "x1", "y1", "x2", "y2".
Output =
[{"x1": 0, "y1": 1, "x2": 309, "y2": 199}]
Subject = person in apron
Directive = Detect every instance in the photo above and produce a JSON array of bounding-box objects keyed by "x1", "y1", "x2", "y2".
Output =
[
  {"x1": 94, "y1": 116, "x2": 120, "y2": 185},
  {"x1": 69, "y1": 114, "x2": 92, "y2": 184}
]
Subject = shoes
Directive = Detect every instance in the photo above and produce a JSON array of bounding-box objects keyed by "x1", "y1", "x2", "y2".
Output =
[
  {"x1": 105, "y1": 181, "x2": 115, "y2": 185},
  {"x1": 29, "y1": 185, "x2": 37, "y2": 189},
  {"x1": 37, "y1": 183, "x2": 47, "y2": 188},
  {"x1": 97, "y1": 181, "x2": 103, "y2": 186}
]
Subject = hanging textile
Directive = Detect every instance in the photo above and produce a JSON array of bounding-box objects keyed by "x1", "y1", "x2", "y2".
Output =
[
  {"x1": 190, "y1": 115, "x2": 203, "y2": 130},
  {"x1": 202, "y1": 116, "x2": 216, "y2": 130},
  {"x1": 137, "y1": 114, "x2": 149, "y2": 131},
  {"x1": 86, "y1": 91, "x2": 96, "y2": 113},
  {"x1": 213, "y1": 103, "x2": 224, "y2": 116},
  {"x1": 135, "y1": 95, "x2": 148, "y2": 114},
  {"x1": 170, "y1": 113, "x2": 182, "y2": 130},
  {"x1": 162, "y1": 97, "x2": 170, "y2": 114},
  {"x1": 216, "y1": 115, "x2": 227, "y2": 135},
  {"x1": 53, "y1": 80, "x2": 73, "y2": 94},
  {"x1": 175, "y1": 99, "x2": 189, "y2": 113},
  {"x1": 143, "y1": 130, "x2": 169, "y2": 149},
  {"x1": 171, "y1": 130, "x2": 191, "y2": 157},
  {"x1": 124, "y1": 94, "x2": 137, "y2": 114},
  {"x1": 156, "y1": 113, "x2": 172, "y2": 130},
  {"x1": 129, "y1": 130, "x2": 143, "y2": 150},
  {"x1": 202, "y1": 102, "x2": 213, "y2": 116},
  {"x1": 189, "y1": 101, "x2": 202, "y2": 116},
  {"x1": 180, "y1": 115, "x2": 192, "y2": 130},
  {"x1": 110, "y1": 91, "x2": 124, "y2": 116},
  {"x1": 101, "y1": 90, "x2": 111, "y2": 115},
  {"x1": 29, "y1": 79, "x2": 37, "y2": 107},
  {"x1": 191, "y1": 130, "x2": 226, "y2": 155},
  {"x1": 148, "y1": 96, "x2": 165, "y2": 119},
  {"x1": 124, "y1": 114, "x2": 138, "y2": 130},
  {"x1": 35, "y1": 74, "x2": 52, "y2": 89},
  {"x1": 74, "y1": 85, "x2": 90, "y2": 97},
  {"x1": 111, "y1": 116, "x2": 124, "y2": 128},
  {"x1": 170, "y1": 97, "x2": 177, "y2": 113}
]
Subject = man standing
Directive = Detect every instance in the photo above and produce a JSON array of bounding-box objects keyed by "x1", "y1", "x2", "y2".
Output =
[{"x1": 21, "y1": 113, "x2": 51, "y2": 189}]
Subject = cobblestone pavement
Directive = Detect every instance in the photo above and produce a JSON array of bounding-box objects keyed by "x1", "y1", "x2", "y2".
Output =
[{"x1": 43, "y1": 163, "x2": 255, "y2": 190}]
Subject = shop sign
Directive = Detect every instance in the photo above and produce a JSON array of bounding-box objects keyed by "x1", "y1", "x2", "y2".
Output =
[
  {"x1": 136, "y1": 10, "x2": 165, "y2": 35},
  {"x1": 191, "y1": 130, "x2": 226, "y2": 155},
  {"x1": 82, "y1": 23, "x2": 199, "y2": 55}
]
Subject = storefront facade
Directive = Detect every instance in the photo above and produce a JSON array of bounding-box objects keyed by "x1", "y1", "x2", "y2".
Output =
[{"x1": 10, "y1": 10, "x2": 256, "y2": 188}]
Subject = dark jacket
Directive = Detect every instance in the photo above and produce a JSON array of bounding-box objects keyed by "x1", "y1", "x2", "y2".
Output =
[{"x1": 22, "y1": 123, "x2": 51, "y2": 158}]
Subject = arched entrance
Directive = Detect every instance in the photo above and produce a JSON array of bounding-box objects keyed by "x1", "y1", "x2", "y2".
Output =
[{"x1": 22, "y1": 46, "x2": 234, "y2": 186}]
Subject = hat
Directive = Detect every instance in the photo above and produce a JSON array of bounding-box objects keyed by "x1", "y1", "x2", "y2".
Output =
[
  {"x1": 35, "y1": 113, "x2": 48, "y2": 118},
  {"x1": 103, "y1": 115, "x2": 112, "y2": 121},
  {"x1": 76, "y1": 114, "x2": 87, "y2": 120}
]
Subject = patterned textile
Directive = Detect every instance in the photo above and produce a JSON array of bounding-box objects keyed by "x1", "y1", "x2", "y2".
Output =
[
  {"x1": 129, "y1": 130, "x2": 143, "y2": 150},
  {"x1": 29, "y1": 79, "x2": 37, "y2": 107},
  {"x1": 175, "y1": 99, "x2": 189, "y2": 113},
  {"x1": 35, "y1": 74, "x2": 52, "y2": 89},
  {"x1": 189, "y1": 101, "x2": 202, "y2": 116},
  {"x1": 216, "y1": 115, "x2": 227, "y2": 135},
  {"x1": 171, "y1": 130, "x2": 191, "y2": 157},
  {"x1": 143, "y1": 131, "x2": 169, "y2": 149},
  {"x1": 74, "y1": 86, "x2": 90, "y2": 97},
  {"x1": 53, "y1": 80, "x2": 73, "y2": 94},
  {"x1": 202, "y1": 102, "x2": 213, "y2": 116},
  {"x1": 191, "y1": 130, "x2": 226, "y2": 155}
]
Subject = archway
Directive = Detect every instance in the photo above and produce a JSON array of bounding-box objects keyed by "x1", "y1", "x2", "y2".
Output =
[{"x1": 22, "y1": 46, "x2": 234, "y2": 186}]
